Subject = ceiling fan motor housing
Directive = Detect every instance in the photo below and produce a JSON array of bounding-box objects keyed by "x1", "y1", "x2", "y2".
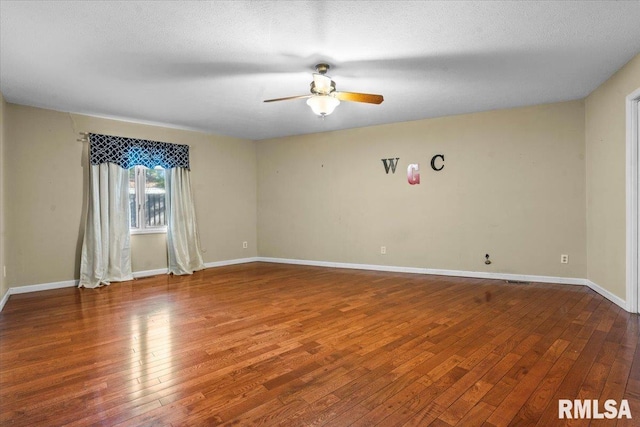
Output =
[{"x1": 315, "y1": 63, "x2": 330, "y2": 74}]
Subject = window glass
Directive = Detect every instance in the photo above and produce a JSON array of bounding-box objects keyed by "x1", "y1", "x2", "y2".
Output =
[
  {"x1": 129, "y1": 166, "x2": 166, "y2": 233},
  {"x1": 145, "y1": 168, "x2": 166, "y2": 227}
]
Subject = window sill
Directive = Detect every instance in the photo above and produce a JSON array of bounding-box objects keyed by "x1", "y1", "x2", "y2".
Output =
[{"x1": 131, "y1": 227, "x2": 167, "y2": 235}]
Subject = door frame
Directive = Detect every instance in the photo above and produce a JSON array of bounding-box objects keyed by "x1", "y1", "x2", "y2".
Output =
[{"x1": 626, "y1": 88, "x2": 640, "y2": 313}]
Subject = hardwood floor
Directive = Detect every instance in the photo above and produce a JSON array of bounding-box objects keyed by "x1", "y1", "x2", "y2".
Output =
[{"x1": 1, "y1": 262, "x2": 638, "y2": 426}]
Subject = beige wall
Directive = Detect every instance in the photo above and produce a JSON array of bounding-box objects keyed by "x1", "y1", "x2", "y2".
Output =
[
  {"x1": 3, "y1": 53, "x2": 638, "y2": 303},
  {"x1": 585, "y1": 54, "x2": 640, "y2": 300},
  {"x1": 4, "y1": 104, "x2": 257, "y2": 288},
  {"x1": 258, "y1": 101, "x2": 587, "y2": 278},
  {"x1": 0, "y1": 92, "x2": 6, "y2": 301}
]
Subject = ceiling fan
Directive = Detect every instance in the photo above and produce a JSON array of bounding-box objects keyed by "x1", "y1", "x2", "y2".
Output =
[{"x1": 263, "y1": 63, "x2": 384, "y2": 117}]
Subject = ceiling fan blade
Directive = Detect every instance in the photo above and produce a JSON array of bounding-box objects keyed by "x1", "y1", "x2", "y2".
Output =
[
  {"x1": 263, "y1": 94, "x2": 312, "y2": 103},
  {"x1": 334, "y1": 92, "x2": 384, "y2": 104}
]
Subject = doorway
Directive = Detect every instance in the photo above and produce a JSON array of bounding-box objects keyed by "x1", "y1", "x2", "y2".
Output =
[{"x1": 627, "y1": 88, "x2": 640, "y2": 313}]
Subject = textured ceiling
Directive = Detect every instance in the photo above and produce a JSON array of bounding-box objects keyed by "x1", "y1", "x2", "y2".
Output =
[{"x1": 1, "y1": 1, "x2": 640, "y2": 141}]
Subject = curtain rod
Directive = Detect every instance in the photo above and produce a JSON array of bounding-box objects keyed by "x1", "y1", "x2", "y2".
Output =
[{"x1": 77, "y1": 132, "x2": 89, "y2": 143}]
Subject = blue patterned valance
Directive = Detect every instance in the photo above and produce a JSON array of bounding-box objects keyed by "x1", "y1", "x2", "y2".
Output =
[{"x1": 89, "y1": 133, "x2": 190, "y2": 170}]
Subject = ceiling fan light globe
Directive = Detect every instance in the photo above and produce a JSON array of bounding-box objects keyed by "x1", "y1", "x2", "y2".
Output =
[{"x1": 306, "y1": 96, "x2": 340, "y2": 116}]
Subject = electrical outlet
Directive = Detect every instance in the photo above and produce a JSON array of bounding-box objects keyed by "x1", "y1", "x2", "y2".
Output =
[
  {"x1": 380, "y1": 246, "x2": 386, "y2": 255},
  {"x1": 242, "y1": 241, "x2": 248, "y2": 249},
  {"x1": 560, "y1": 254, "x2": 569, "y2": 264}
]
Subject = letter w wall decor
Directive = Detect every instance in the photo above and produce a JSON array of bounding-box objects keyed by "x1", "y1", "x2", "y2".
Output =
[{"x1": 381, "y1": 158, "x2": 400, "y2": 174}]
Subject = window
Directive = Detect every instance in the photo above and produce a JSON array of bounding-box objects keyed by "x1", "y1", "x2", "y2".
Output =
[{"x1": 129, "y1": 166, "x2": 167, "y2": 234}]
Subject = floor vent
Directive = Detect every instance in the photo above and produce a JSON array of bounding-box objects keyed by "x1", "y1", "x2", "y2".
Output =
[{"x1": 505, "y1": 280, "x2": 531, "y2": 285}]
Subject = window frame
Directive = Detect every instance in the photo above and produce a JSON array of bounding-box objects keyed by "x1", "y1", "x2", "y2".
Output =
[{"x1": 130, "y1": 165, "x2": 167, "y2": 235}]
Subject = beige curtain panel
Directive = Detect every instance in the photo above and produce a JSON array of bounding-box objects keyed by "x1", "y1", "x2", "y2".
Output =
[
  {"x1": 166, "y1": 167, "x2": 205, "y2": 275},
  {"x1": 79, "y1": 162, "x2": 133, "y2": 288}
]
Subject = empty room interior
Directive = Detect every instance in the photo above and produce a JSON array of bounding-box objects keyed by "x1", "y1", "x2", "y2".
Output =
[{"x1": 1, "y1": 1, "x2": 640, "y2": 426}]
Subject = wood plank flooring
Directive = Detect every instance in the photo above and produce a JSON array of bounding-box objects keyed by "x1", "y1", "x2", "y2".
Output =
[{"x1": 0, "y1": 262, "x2": 638, "y2": 426}]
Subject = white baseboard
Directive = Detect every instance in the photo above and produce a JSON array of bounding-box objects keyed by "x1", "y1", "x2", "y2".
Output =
[
  {"x1": 257, "y1": 257, "x2": 586, "y2": 285},
  {"x1": 0, "y1": 289, "x2": 10, "y2": 312},
  {"x1": 204, "y1": 257, "x2": 260, "y2": 269},
  {"x1": 10, "y1": 279, "x2": 78, "y2": 295},
  {"x1": 133, "y1": 268, "x2": 168, "y2": 279},
  {"x1": 132, "y1": 258, "x2": 261, "y2": 279},
  {"x1": 0, "y1": 279, "x2": 79, "y2": 312},
  {"x1": 584, "y1": 279, "x2": 627, "y2": 310},
  {"x1": 257, "y1": 257, "x2": 630, "y2": 310},
  {"x1": 0, "y1": 257, "x2": 629, "y2": 313},
  {"x1": 0, "y1": 257, "x2": 262, "y2": 312}
]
